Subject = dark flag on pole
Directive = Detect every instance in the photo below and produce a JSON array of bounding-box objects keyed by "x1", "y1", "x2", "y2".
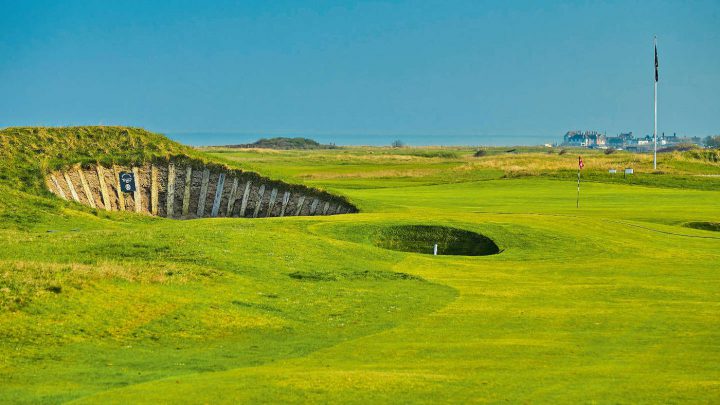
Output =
[
  {"x1": 578, "y1": 156, "x2": 584, "y2": 170},
  {"x1": 653, "y1": 36, "x2": 659, "y2": 170},
  {"x1": 655, "y1": 44, "x2": 659, "y2": 82}
]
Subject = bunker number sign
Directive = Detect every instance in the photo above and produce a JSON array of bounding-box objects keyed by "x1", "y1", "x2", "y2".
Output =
[{"x1": 119, "y1": 172, "x2": 136, "y2": 193}]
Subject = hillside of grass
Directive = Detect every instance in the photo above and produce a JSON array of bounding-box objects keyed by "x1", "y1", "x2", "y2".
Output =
[{"x1": 0, "y1": 127, "x2": 202, "y2": 194}]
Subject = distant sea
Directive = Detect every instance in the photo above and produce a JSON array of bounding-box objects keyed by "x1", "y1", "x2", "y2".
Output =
[{"x1": 166, "y1": 132, "x2": 555, "y2": 147}]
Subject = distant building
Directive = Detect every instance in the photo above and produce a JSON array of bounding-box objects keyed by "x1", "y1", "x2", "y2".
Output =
[
  {"x1": 562, "y1": 130, "x2": 701, "y2": 150},
  {"x1": 606, "y1": 132, "x2": 633, "y2": 148},
  {"x1": 636, "y1": 135, "x2": 652, "y2": 146},
  {"x1": 562, "y1": 131, "x2": 606, "y2": 147},
  {"x1": 658, "y1": 133, "x2": 702, "y2": 147},
  {"x1": 606, "y1": 138, "x2": 624, "y2": 148}
]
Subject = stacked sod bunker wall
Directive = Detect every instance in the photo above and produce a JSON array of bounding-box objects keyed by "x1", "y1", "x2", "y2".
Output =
[{"x1": 45, "y1": 158, "x2": 357, "y2": 219}]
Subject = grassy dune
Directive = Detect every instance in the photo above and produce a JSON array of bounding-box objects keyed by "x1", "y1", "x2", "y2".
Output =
[{"x1": 1, "y1": 128, "x2": 719, "y2": 403}]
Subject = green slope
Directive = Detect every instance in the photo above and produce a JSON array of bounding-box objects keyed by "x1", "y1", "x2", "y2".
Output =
[
  {"x1": 1, "y1": 128, "x2": 719, "y2": 403},
  {"x1": 0, "y1": 127, "x2": 196, "y2": 195}
]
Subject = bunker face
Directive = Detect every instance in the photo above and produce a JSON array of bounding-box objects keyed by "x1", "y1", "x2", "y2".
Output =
[
  {"x1": 375, "y1": 225, "x2": 500, "y2": 256},
  {"x1": 46, "y1": 161, "x2": 357, "y2": 219},
  {"x1": 684, "y1": 222, "x2": 720, "y2": 232}
]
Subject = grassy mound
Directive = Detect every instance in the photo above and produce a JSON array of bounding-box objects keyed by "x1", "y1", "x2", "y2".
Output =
[
  {"x1": 224, "y1": 137, "x2": 337, "y2": 150},
  {"x1": 0, "y1": 126, "x2": 197, "y2": 194},
  {"x1": 375, "y1": 225, "x2": 500, "y2": 256},
  {"x1": 1, "y1": 126, "x2": 356, "y2": 220}
]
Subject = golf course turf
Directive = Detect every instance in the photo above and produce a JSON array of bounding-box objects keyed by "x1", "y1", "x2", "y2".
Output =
[{"x1": 1, "y1": 127, "x2": 718, "y2": 403}]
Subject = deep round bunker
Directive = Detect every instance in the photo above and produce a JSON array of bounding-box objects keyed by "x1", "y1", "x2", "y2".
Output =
[{"x1": 375, "y1": 225, "x2": 500, "y2": 256}]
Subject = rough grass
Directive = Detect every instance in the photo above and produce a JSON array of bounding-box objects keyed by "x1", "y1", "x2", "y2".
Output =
[
  {"x1": 0, "y1": 260, "x2": 200, "y2": 311},
  {"x1": 207, "y1": 146, "x2": 720, "y2": 191}
]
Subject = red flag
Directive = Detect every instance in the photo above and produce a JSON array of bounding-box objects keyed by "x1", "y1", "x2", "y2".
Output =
[{"x1": 578, "y1": 156, "x2": 584, "y2": 169}]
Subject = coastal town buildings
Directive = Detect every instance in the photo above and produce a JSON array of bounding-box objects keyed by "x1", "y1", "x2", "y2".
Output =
[
  {"x1": 562, "y1": 131, "x2": 606, "y2": 147},
  {"x1": 562, "y1": 130, "x2": 703, "y2": 150}
]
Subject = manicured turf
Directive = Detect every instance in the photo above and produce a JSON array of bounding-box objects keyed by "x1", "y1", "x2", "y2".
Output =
[{"x1": 1, "y1": 129, "x2": 719, "y2": 403}]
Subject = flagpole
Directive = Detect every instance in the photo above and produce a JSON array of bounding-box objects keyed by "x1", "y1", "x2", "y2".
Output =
[
  {"x1": 576, "y1": 156, "x2": 582, "y2": 208},
  {"x1": 653, "y1": 35, "x2": 657, "y2": 170},
  {"x1": 576, "y1": 167, "x2": 580, "y2": 208}
]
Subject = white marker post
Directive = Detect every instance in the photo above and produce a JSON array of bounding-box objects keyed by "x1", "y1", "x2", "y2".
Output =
[{"x1": 433, "y1": 243, "x2": 438, "y2": 256}]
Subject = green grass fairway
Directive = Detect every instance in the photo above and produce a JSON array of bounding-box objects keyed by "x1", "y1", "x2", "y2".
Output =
[{"x1": 1, "y1": 128, "x2": 719, "y2": 403}]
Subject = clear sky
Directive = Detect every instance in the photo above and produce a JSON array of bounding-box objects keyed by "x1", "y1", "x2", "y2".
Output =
[{"x1": 1, "y1": 0, "x2": 718, "y2": 141}]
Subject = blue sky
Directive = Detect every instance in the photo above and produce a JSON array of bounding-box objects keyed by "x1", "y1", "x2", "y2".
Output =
[{"x1": 1, "y1": 0, "x2": 718, "y2": 140}]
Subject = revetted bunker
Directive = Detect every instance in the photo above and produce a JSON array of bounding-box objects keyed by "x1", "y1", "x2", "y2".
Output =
[
  {"x1": 45, "y1": 160, "x2": 357, "y2": 219},
  {"x1": 375, "y1": 225, "x2": 500, "y2": 256}
]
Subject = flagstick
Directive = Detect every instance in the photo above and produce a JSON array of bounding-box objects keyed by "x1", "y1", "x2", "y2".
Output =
[
  {"x1": 653, "y1": 36, "x2": 658, "y2": 170},
  {"x1": 576, "y1": 167, "x2": 580, "y2": 208}
]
